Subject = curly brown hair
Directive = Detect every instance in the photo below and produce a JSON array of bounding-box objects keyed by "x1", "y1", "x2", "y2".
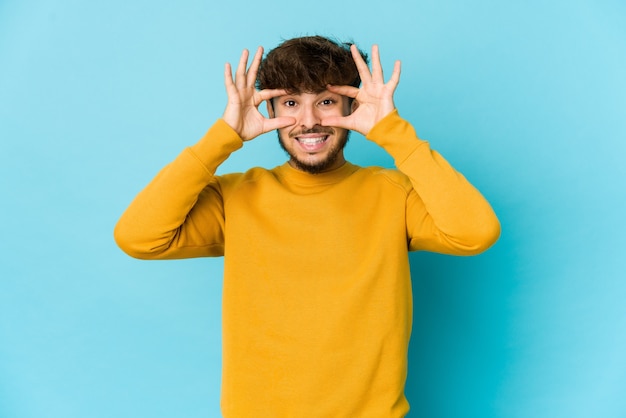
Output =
[{"x1": 256, "y1": 35, "x2": 368, "y2": 93}]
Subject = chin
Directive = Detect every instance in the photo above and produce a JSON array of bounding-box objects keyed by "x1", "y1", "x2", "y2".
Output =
[
  {"x1": 291, "y1": 155, "x2": 341, "y2": 174},
  {"x1": 279, "y1": 131, "x2": 350, "y2": 174}
]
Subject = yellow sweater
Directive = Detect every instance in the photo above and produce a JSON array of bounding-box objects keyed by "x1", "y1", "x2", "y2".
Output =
[{"x1": 115, "y1": 110, "x2": 500, "y2": 417}]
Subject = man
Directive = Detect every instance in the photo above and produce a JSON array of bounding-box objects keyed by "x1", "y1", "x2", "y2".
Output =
[{"x1": 115, "y1": 36, "x2": 500, "y2": 417}]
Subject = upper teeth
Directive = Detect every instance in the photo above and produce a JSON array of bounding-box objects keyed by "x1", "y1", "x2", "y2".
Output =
[{"x1": 298, "y1": 137, "x2": 325, "y2": 144}]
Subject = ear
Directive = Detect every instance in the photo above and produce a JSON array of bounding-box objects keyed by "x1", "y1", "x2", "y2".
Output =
[{"x1": 266, "y1": 100, "x2": 275, "y2": 118}]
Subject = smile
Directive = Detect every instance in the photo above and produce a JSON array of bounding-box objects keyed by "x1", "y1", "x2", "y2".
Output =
[
  {"x1": 294, "y1": 135, "x2": 329, "y2": 152},
  {"x1": 296, "y1": 135, "x2": 328, "y2": 145}
]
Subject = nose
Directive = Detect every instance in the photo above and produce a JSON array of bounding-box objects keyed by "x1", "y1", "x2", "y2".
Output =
[{"x1": 298, "y1": 105, "x2": 321, "y2": 129}]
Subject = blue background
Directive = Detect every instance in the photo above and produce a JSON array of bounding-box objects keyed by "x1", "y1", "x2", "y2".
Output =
[{"x1": 1, "y1": 0, "x2": 625, "y2": 417}]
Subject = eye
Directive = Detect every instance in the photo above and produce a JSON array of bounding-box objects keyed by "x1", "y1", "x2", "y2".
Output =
[
  {"x1": 283, "y1": 99, "x2": 297, "y2": 107},
  {"x1": 319, "y1": 98, "x2": 335, "y2": 106}
]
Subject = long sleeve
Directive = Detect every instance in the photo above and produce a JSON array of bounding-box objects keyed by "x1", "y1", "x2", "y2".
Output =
[
  {"x1": 366, "y1": 110, "x2": 501, "y2": 255},
  {"x1": 114, "y1": 119, "x2": 243, "y2": 259}
]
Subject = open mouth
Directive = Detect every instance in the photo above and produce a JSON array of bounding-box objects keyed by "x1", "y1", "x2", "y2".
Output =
[{"x1": 295, "y1": 135, "x2": 329, "y2": 152}]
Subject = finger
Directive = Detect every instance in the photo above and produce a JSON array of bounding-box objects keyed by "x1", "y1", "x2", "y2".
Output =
[
  {"x1": 247, "y1": 46, "x2": 264, "y2": 86},
  {"x1": 235, "y1": 49, "x2": 249, "y2": 88},
  {"x1": 256, "y1": 88, "x2": 289, "y2": 103},
  {"x1": 388, "y1": 60, "x2": 401, "y2": 89},
  {"x1": 350, "y1": 44, "x2": 371, "y2": 83},
  {"x1": 326, "y1": 84, "x2": 360, "y2": 99},
  {"x1": 321, "y1": 114, "x2": 355, "y2": 131},
  {"x1": 264, "y1": 116, "x2": 296, "y2": 132},
  {"x1": 224, "y1": 62, "x2": 234, "y2": 88},
  {"x1": 370, "y1": 45, "x2": 385, "y2": 83}
]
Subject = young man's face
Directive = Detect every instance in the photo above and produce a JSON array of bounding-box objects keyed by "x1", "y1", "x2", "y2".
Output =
[{"x1": 269, "y1": 91, "x2": 351, "y2": 174}]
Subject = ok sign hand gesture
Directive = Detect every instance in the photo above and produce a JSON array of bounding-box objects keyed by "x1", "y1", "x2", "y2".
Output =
[
  {"x1": 222, "y1": 47, "x2": 295, "y2": 141},
  {"x1": 322, "y1": 45, "x2": 401, "y2": 136}
]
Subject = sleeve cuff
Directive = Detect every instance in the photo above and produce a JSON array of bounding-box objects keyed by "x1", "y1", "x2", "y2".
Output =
[
  {"x1": 188, "y1": 119, "x2": 244, "y2": 173},
  {"x1": 365, "y1": 110, "x2": 426, "y2": 165}
]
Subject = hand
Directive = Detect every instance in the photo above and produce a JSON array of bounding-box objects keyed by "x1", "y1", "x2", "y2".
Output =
[
  {"x1": 322, "y1": 44, "x2": 401, "y2": 136},
  {"x1": 222, "y1": 47, "x2": 295, "y2": 141}
]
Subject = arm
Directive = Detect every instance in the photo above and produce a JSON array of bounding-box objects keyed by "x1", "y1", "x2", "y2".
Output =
[
  {"x1": 323, "y1": 44, "x2": 500, "y2": 255},
  {"x1": 367, "y1": 111, "x2": 500, "y2": 255},
  {"x1": 113, "y1": 121, "x2": 242, "y2": 259},
  {"x1": 114, "y1": 47, "x2": 294, "y2": 259}
]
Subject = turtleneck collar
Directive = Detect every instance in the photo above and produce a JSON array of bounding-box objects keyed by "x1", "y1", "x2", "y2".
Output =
[{"x1": 273, "y1": 161, "x2": 359, "y2": 190}]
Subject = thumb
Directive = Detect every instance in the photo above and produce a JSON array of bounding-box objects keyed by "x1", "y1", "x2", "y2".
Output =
[
  {"x1": 264, "y1": 116, "x2": 295, "y2": 132},
  {"x1": 321, "y1": 115, "x2": 356, "y2": 132}
]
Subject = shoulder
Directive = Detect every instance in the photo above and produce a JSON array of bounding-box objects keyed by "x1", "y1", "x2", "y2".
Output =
[
  {"x1": 353, "y1": 165, "x2": 413, "y2": 194},
  {"x1": 217, "y1": 167, "x2": 276, "y2": 186}
]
